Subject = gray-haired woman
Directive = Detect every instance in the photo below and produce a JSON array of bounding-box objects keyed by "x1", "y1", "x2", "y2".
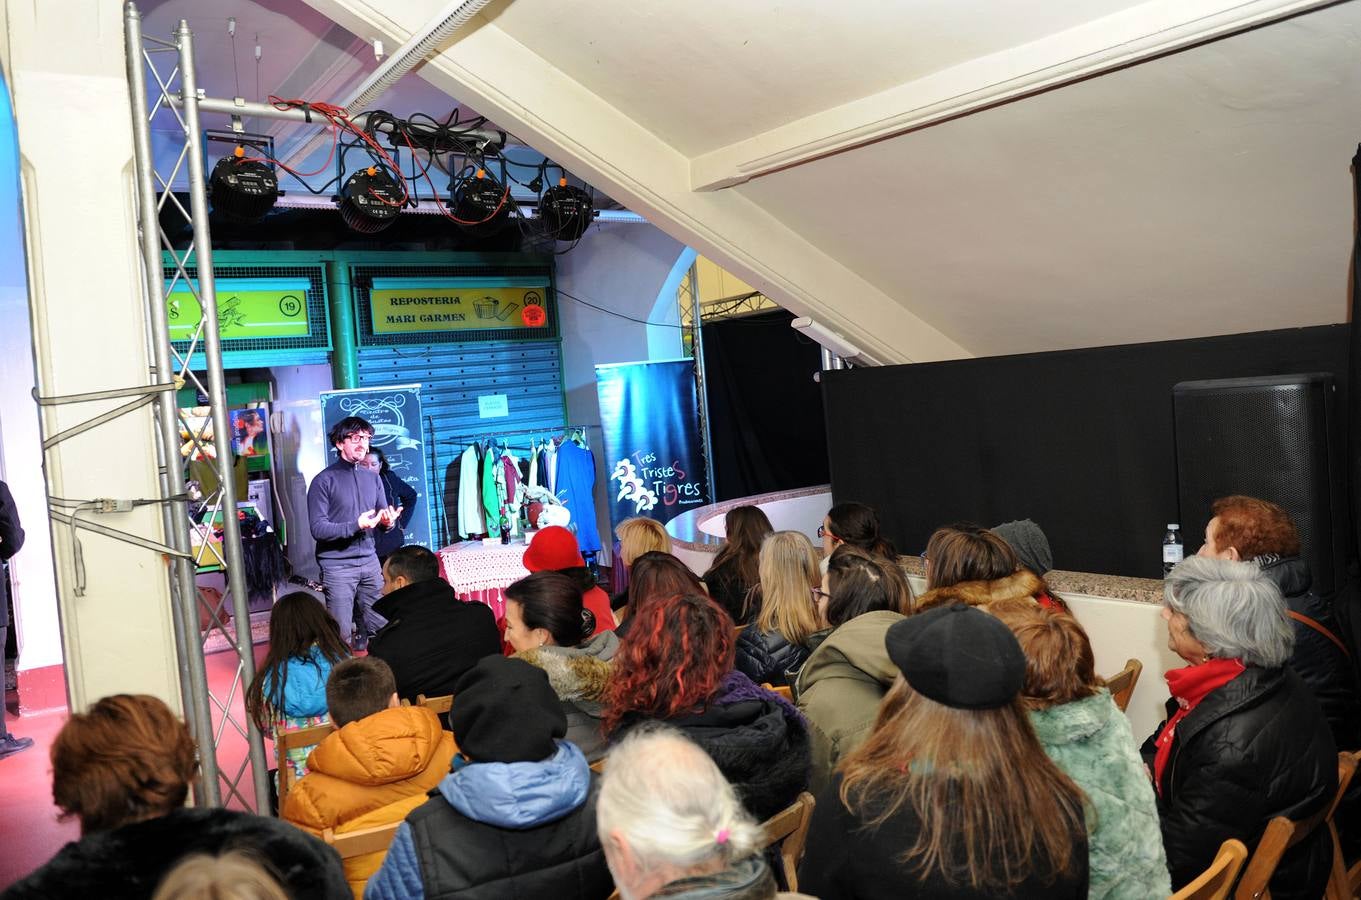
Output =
[{"x1": 1144, "y1": 556, "x2": 1336, "y2": 900}]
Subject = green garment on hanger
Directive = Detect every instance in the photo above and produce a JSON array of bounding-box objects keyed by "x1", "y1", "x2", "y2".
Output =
[{"x1": 481, "y1": 445, "x2": 501, "y2": 533}]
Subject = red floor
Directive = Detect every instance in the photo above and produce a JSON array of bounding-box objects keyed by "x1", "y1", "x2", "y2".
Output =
[{"x1": 0, "y1": 643, "x2": 272, "y2": 888}]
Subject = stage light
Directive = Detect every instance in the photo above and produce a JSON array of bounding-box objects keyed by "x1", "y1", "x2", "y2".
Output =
[
  {"x1": 449, "y1": 168, "x2": 509, "y2": 236},
  {"x1": 338, "y1": 165, "x2": 403, "y2": 233},
  {"x1": 790, "y1": 316, "x2": 869, "y2": 366},
  {"x1": 208, "y1": 146, "x2": 278, "y2": 224},
  {"x1": 539, "y1": 178, "x2": 595, "y2": 241}
]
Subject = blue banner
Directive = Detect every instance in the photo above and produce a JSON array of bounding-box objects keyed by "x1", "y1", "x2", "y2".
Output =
[
  {"x1": 595, "y1": 359, "x2": 711, "y2": 530},
  {"x1": 319, "y1": 384, "x2": 432, "y2": 550}
]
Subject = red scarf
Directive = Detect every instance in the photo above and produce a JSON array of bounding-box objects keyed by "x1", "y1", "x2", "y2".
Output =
[{"x1": 1153, "y1": 657, "x2": 1246, "y2": 797}]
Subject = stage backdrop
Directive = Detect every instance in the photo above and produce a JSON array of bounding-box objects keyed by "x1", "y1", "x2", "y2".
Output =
[
  {"x1": 596, "y1": 359, "x2": 711, "y2": 531},
  {"x1": 320, "y1": 383, "x2": 432, "y2": 550},
  {"x1": 822, "y1": 325, "x2": 1351, "y2": 579}
]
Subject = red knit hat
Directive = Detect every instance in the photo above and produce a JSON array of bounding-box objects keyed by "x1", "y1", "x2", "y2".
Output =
[{"x1": 523, "y1": 525, "x2": 585, "y2": 571}]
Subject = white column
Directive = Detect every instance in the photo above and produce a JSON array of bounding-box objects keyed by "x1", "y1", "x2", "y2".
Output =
[{"x1": 0, "y1": 0, "x2": 180, "y2": 711}]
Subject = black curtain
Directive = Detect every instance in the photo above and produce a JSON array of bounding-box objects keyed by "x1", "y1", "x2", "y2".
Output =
[
  {"x1": 702, "y1": 310, "x2": 829, "y2": 500},
  {"x1": 822, "y1": 325, "x2": 1351, "y2": 579}
]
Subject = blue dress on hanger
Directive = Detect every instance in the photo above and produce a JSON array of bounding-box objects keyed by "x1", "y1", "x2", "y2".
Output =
[{"x1": 554, "y1": 439, "x2": 601, "y2": 554}]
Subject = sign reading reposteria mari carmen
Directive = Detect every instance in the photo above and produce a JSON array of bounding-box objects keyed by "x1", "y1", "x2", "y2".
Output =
[
  {"x1": 165, "y1": 277, "x2": 312, "y2": 341},
  {"x1": 369, "y1": 278, "x2": 549, "y2": 335}
]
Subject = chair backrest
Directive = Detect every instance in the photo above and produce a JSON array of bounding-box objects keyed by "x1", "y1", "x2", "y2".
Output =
[
  {"x1": 1169, "y1": 839, "x2": 1248, "y2": 900},
  {"x1": 761, "y1": 683, "x2": 793, "y2": 702},
  {"x1": 589, "y1": 757, "x2": 607, "y2": 775},
  {"x1": 1104, "y1": 657, "x2": 1143, "y2": 713},
  {"x1": 416, "y1": 693, "x2": 454, "y2": 715},
  {"x1": 275, "y1": 722, "x2": 336, "y2": 805},
  {"x1": 1233, "y1": 751, "x2": 1354, "y2": 900},
  {"x1": 759, "y1": 791, "x2": 816, "y2": 892},
  {"x1": 322, "y1": 820, "x2": 403, "y2": 859}
]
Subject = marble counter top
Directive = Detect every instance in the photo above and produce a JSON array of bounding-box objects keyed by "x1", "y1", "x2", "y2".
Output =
[{"x1": 899, "y1": 554, "x2": 1164, "y2": 605}]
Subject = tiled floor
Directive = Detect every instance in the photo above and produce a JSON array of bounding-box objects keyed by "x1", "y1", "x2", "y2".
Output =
[{"x1": 0, "y1": 642, "x2": 272, "y2": 888}]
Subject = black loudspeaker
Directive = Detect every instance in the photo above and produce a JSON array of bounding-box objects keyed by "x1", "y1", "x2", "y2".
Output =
[{"x1": 1173, "y1": 374, "x2": 1349, "y2": 596}]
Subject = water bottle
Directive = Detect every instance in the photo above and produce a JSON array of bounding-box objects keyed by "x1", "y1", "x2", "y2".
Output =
[{"x1": 1162, "y1": 524, "x2": 1183, "y2": 576}]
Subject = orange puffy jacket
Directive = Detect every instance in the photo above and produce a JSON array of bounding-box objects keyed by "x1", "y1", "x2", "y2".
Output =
[{"x1": 283, "y1": 705, "x2": 455, "y2": 898}]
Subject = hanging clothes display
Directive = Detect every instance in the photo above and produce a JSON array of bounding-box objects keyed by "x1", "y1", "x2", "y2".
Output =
[
  {"x1": 457, "y1": 443, "x2": 484, "y2": 539},
  {"x1": 481, "y1": 442, "x2": 501, "y2": 535},
  {"x1": 555, "y1": 438, "x2": 601, "y2": 554},
  {"x1": 501, "y1": 449, "x2": 522, "y2": 537},
  {"x1": 527, "y1": 441, "x2": 540, "y2": 489}
]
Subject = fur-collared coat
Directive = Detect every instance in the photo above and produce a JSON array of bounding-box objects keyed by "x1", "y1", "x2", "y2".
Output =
[
  {"x1": 916, "y1": 569, "x2": 1047, "y2": 612},
  {"x1": 1030, "y1": 690, "x2": 1171, "y2": 900},
  {"x1": 2, "y1": 807, "x2": 348, "y2": 899},
  {"x1": 515, "y1": 630, "x2": 617, "y2": 762}
]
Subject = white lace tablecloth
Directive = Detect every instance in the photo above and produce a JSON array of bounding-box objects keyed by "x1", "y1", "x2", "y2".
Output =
[{"x1": 437, "y1": 540, "x2": 530, "y2": 593}]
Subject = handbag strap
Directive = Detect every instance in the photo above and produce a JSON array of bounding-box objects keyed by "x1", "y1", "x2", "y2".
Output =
[{"x1": 1288, "y1": 609, "x2": 1352, "y2": 661}]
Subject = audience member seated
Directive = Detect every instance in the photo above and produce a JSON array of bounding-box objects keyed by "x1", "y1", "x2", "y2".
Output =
[
  {"x1": 282, "y1": 656, "x2": 454, "y2": 898},
  {"x1": 991, "y1": 518, "x2": 1054, "y2": 579},
  {"x1": 366, "y1": 656, "x2": 611, "y2": 900},
  {"x1": 244, "y1": 591, "x2": 350, "y2": 788},
  {"x1": 524, "y1": 524, "x2": 617, "y2": 636},
  {"x1": 734, "y1": 525, "x2": 816, "y2": 680},
  {"x1": 604, "y1": 593, "x2": 810, "y2": 821},
  {"x1": 916, "y1": 523, "x2": 1063, "y2": 612},
  {"x1": 506, "y1": 571, "x2": 618, "y2": 762},
  {"x1": 613, "y1": 550, "x2": 706, "y2": 639},
  {"x1": 1145, "y1": 556, "x2": 1336, "y2": 899},
  {"x1": 819, "y1": 501, "x2": 899, "y2": 563},
  {"x1": 612, "y1": 517, "x2": 674, "y2": 612},
  {"x1": 151, "y1": 851, "x2": 289, "y2": 900},
  {"x1": 796, "y1": 546, "x2": 911, "y2": 794},
  {"x1": 5, "y1": 695, "x2": 347, "y2": 899},
  {"x1": 1195, "y1": 495, "x2": 1360, "y2": 751},
  {"x1": 367, "y1": 545, "x2": 501, "y2": 701},
  {"x1": 703, "y1": 505, "x2": 774, "y2": 624},
  {"x1": 596, "y1": 725, "x2": 813, "y2": 900},
  {"x1": 736, "y1": 531, "x2": 823, "y2": 685},
  {"x1": 990, "y1": 602, "x2": 1171, "y2": 899},
  {"x1": 799, "y1": 604, "x2": 1089, "y2": 899}
]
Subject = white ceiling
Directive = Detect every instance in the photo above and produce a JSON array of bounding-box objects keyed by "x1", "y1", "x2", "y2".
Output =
[{"x1": 136, "y1": 0, "x2": 1361, "y2": 362}]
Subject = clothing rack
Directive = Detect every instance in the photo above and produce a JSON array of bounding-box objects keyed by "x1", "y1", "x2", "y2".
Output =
[{"x1": 432, "y1": 423, "x2": 594, "y2": 547}]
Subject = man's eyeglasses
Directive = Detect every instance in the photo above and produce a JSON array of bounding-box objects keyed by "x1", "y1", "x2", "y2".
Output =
[{"x1": 342, "y1": 433, "x2": 371, "y2": 444}]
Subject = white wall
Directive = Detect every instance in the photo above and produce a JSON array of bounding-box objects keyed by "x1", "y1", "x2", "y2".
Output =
[
  {"x1": 2, "y1": 0, "x2": 181, "y2": 709},
  {"x1": 270, "y1": 364, "x2": 334, "y2": 581},
  {"x1": 556, "y1": 221, "x2": 686, "y2": 565}
]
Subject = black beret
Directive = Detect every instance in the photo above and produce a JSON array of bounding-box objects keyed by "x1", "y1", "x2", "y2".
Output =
[{"x1": 884, "y1": 603, "x2": 1026, "y2": 709}]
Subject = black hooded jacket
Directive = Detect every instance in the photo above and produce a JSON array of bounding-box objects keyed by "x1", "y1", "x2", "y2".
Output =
[
  {"x1": 1, "y1": 807, "x2": 348, "y2": 899},
  {"x1": 1258, "y1": 556, "x2": 1361, "y2": 751},
  {"x1": 369, "y1": 577, "x2": 502, "y2": 701},
  {"x1": 1145, "y1": 665, "x2": 1336, "y2": 900}
]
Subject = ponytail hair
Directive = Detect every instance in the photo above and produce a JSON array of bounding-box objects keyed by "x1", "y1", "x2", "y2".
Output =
[
  {"x1": 827, "y1": 502, "x2": 898, "y2": 560},
  {"x1": 505, "y1": 571, "x2": 593, "y2": 647}
]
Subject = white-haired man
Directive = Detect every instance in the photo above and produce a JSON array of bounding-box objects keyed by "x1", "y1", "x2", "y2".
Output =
[{"x1": 596, "y1": 726, "x2": 812, "y2": 900}]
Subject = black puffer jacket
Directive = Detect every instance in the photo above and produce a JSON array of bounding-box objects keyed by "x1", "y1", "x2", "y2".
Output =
[
  {"x1": 735, "y1": 628, "x2": 811, "y2": 687},
  {"x1": 618, "y1": 672, "x2": 811, "y2": 822},
  {"x1": 1258, "y1": 556, "x2": 1361, "y2": 751},
  {"x1": 1146, "y1": 666, "x2": 1336, "y2": 900},
  {"x1": 2, "y1": 807, "x2": 348, "y2": 899}
]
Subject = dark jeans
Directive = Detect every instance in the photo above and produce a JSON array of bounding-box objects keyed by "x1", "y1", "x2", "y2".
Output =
[{"x1": 320, "y1": 557, "x2": 385, "y2": 646}]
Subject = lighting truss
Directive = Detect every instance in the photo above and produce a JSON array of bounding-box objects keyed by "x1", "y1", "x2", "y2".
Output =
[{"x1": 124, "y1": 3, "x2": 270, "y2": 812}]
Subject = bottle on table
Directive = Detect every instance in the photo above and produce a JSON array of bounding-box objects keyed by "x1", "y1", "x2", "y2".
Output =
[{"x1": 1162, "y1": 524, "x2": 1183, "y2": 576}]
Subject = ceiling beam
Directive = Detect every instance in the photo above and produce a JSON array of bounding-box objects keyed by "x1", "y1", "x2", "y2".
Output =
[
  {"x1": 297, "y1": 0, "x2": 971, "y2": 365},
  {"x1": 689, "y1": 0, "x2": 1337, "y2": 191}
]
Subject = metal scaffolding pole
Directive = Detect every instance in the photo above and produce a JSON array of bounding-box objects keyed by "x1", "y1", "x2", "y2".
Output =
[
  {"x1": 124, "y1": 2, "x2": 270, "y2": 812},
  {"x1": 124, "y1": 2, "x2": 219, "y2": 806}
]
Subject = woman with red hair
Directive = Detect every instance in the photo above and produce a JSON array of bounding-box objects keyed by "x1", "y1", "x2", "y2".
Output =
[{"x1": 603, "y1": 593, "x2": 810, "y2": 821}]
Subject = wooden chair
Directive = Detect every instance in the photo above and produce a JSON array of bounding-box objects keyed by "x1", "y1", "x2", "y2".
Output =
[
  {"x1": 275, "y1": 721, "x2": 336, "y2": 807},
  {"x1": 322, "y1": 819, "x2": 403, "y2": 858},
  {"x1": 760, "y1": 791, "x2": 816, "y2": 892},
  {"x1": 589, "y1": 757, "x2": 607, "y2": 775},
  {"x1": 1170, "y1": 839, "x2": 1248, "y2": 900},
  {"x1": 761, "y1": 683, "x2": 794, "y2": 702},
  {"x1": 1236, "y1": 752, "x2": 1357, "y2": 900},
  {"x1": 416, "y1": 693, "x2": 454, "y2": 715},
  {"x1": 1104, "y1": 657, "x2": 1143, "y2": 713}
]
